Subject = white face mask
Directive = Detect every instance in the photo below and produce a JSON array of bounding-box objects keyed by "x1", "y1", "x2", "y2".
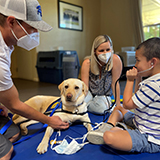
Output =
[
  {"x1": 11, "y1": 21, "x2": 39, "y2": 51},
  {"x1": 51, "y1": 135, "x2": 88, "y2": 155},
  {"x1": 98, "y1": 51, "x2": 111, "y2": 64}
]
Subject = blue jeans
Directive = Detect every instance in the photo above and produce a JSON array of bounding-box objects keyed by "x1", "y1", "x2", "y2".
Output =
[{"x1": 124, "y1": 112, "x2": 160, "y2": 153}]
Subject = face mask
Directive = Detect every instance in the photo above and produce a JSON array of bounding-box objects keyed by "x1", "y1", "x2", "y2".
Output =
[
  {"x1": 98, "y1": 51, "x2": 111, "y2": 64},
  {"x1": 51, "y1": 135, "x2": 89, "y2": 155},
  {"x1": 11, "y1": 21, "x2": 39, "y2": 51}
]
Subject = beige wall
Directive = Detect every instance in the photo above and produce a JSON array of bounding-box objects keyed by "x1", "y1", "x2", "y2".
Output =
[
  {"x1": 100, "y1": 0, "x2": 135, "y2": 51},
  {"x1": 11, "y1": 0, "x2": 136, "y2": 81}
]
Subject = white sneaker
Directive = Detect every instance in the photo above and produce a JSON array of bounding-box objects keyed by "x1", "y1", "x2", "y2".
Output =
[{"x1": 87, "y1": 122, "x2": 113, "y2": 144}]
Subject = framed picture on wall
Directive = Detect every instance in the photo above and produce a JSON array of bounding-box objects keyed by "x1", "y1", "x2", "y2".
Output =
[{"x1": 58, "y1": 1, "x2": 83, "y2": 31}]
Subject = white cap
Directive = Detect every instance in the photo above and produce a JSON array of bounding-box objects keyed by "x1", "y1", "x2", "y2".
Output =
[{"x1": 0, "y1": 0, "x2": 53, "y2": 32}]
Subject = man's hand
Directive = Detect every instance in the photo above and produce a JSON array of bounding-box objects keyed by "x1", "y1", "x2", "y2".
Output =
[
  {"x1": 0, "y1": 104, "x2": 8, "y2": 117},
  {"x1": 49, "y1": 116, "x2": 69, "y2": 130}
]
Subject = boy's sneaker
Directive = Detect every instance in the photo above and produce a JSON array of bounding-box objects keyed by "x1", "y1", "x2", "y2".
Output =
[
  {"x1": 116, "y1": 122, "x2": 128, "y2": 130},
  {"x1": 87, "y1": 122, "x2": 113, "y2": 145}
]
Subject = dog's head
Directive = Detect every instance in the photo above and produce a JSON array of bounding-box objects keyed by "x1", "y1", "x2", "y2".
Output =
[{"x1": 58, "y1": 78, "x2": 88, "y2": 106}]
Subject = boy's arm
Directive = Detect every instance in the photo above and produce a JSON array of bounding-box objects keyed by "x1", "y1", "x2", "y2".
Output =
[
  {"x1": 134, "y1": 75, "x2": 142, "y2": 93},
  {"x1": 123, "y1": 67, "x2": 138, "y2": 110}
]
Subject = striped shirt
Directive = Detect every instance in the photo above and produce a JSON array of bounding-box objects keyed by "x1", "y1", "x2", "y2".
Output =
[{"x1": 132, "y1": 73, "x2": 160, "y2": 145}]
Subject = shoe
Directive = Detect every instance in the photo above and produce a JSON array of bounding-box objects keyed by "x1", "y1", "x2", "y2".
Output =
[
  {"x1": 87, "y1": 122, "x2": 113, "y2": 145},
  {"x1": 116, "y1": 122, "x2": 128, "y2": 130}
]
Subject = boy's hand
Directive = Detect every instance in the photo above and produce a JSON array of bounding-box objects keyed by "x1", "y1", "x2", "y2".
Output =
[{"x1": 126, "y1": 67, "x2": 138, "y2": 81}]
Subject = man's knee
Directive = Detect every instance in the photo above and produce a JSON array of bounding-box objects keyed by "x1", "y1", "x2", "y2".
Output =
[
  {"x1": 9, "y1": 132, "x2": 20, "y2": 143},
  {"x1": 1, "y1": 145, "x2": 13, "y2": 160},
  {"x1": 0, "y1": 134, "x2": 14, "y2": 160}
]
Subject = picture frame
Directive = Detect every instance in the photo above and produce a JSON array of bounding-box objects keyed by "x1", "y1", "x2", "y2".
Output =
[{"x1": 58, "y1": 1, "x2": 83, "y2": 31}]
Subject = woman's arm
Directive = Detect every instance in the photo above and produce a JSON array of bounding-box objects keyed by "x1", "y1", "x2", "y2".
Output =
[
  {"x1": 111, "y1": 54, "x2": 122, "y2": 106},
  {"x1": 81, "y1": 58, "x2": 90, "y2": 87}
]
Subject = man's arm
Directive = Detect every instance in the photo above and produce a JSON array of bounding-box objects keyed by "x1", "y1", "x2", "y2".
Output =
[{"x1": 0, "y1": 85, "x2": 69, "y2": 129}]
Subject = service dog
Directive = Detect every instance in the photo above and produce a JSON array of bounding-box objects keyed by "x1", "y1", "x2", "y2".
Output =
[{"x1": 12, "y1": 78, "x2": 92, "y2": 154}]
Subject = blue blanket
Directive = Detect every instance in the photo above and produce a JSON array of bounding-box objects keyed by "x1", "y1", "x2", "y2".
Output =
[{"x1": 11, "y1": 112, "x2": 160, "y2": 160}]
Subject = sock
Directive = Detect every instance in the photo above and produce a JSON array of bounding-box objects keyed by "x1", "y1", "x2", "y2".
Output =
[{"x1": 106, "y1": 122, "x2": 114, "y2": 127}]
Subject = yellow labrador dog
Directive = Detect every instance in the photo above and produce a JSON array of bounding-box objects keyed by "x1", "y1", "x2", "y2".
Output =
[{"x1": 12, "y1": 78, "x2": 92, "y2": 154}]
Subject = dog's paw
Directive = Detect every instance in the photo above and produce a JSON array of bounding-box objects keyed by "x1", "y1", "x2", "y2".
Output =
[
  {"x1": 20, "y1": 124, "x2": 28, "y2": 135},
  {"x1": 36, "y1": 142, "x2": 48, "y2": 154},
  {"x1": 83, "y1": 122, "x2": 92, "y2": 131}
]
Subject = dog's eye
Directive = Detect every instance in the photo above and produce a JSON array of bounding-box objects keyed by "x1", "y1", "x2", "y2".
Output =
[
  {"x1": 75, "y1": 86, "x2": 79, "y2": 90},
  {"x1": 65, "y1": 85, "x2": 69, "y2": 89}
]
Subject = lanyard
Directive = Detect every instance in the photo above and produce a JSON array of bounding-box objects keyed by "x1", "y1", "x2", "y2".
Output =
[
  {"x1": 0, "y1": 98, "x2": 62, "y2": 145},
  {"x1": 13, "y1": 99, "x2": 62, "y2": 145},
  {"x1": 0, "y1": 109, "x2": 13, "y2": 134}
]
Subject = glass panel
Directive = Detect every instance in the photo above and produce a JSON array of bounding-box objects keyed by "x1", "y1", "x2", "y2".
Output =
[
  {"x1": 143, "y1": 25, "x2": 160, "y2": 40},
  {"x1": 142, "y1": 0, "x2": 160, "y2": 40}
]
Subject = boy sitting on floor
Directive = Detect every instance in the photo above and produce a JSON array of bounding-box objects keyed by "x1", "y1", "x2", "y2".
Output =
[{"x1": 87, "y1": 37, "x2": 160, "y2": 153}]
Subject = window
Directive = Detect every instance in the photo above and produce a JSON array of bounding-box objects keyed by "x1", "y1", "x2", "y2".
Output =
[{"x1": 142, "y1": 0, "x2": 160, "y2": 40}]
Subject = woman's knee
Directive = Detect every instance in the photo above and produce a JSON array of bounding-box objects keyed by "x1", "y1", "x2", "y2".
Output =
[{"x1": 87, "y1": 100, "x2": 107, "y2": 114}]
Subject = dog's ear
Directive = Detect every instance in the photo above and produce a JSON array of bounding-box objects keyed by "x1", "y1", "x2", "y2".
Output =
[
  {"x1": 58, "y1": 81, "x2": 64, "y2": 94},
  {"x1": 82, "y1": 81, "x2": 88, "y2": 96}
]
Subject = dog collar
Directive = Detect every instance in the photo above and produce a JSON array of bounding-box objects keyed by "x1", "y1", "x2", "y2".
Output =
[
  {"x1": 73, "y1": 102, "x2": 84, "y2": 107},
  {"x1": 61, "y1": 109, "x2": 87, "y2": 115},
  {"x1": 55, "y1": 108, "x2": 87, "y2": 115}
]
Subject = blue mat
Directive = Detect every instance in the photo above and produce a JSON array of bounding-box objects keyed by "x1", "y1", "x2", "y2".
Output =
[{"x1": 11, "y1": 112, "x2": 160, "y2": 160}]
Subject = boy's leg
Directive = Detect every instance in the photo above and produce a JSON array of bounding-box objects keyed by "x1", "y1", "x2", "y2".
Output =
[
  {"x1": 103, "y1": 127, "x2": 132, "y2": 151},
  {"x1": 87, "y1": 106, "x2": 129, "y2": 144},
  {"x1": 107, "y1": 105, "x2": 126, "y2": 125}
]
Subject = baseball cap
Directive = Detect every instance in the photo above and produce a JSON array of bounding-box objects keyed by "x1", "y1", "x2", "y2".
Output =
[{"x1": 0, "y1": 0, "x2": 53, "y2": 32}]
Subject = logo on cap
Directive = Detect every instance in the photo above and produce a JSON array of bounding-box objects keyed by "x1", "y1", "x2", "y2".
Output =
[{"x1": 36, "y1": 5, "x2": 42, "y2": 17}]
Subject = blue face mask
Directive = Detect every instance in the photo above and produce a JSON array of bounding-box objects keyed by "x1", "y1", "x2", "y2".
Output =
[{"x1": 51, "y1": 135, "x2": 89, "y2": 155}]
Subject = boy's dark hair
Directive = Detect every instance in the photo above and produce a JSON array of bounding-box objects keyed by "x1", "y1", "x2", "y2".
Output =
[{"x1": 136, "y1": 37, "x2": 160, "y2": 61}]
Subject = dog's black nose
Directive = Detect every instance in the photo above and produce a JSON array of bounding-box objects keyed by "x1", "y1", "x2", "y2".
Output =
[{"x1": 66, "y1": 93, "x2": 73, "y2": 101}]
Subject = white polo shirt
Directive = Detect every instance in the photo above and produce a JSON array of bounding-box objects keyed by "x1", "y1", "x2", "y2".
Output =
[
  {"x1": 132, "y1": 73, "x2": 160, "y2": 145},
  {"x1": 0, "y1": 31, "x2": 14, "y2": 91}
]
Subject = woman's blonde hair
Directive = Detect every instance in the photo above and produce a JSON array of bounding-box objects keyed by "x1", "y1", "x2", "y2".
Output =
[{"x1": 90, "y1": 35, "x2": 114, "y2": 75}]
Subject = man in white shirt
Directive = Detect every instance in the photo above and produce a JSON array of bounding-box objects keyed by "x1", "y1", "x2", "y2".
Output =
[{"x1": 0, "y1": 0, "x2": 69, "y2": 159}]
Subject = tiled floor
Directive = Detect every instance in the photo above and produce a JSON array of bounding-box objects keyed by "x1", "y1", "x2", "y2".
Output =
[{"x1": 13, "y1": 78, "x2": 128, "y2": 102}]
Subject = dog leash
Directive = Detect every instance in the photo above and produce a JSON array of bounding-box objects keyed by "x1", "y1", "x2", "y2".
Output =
[
  {"x1": 0, "y1": 109, "x2": 13, "y2": 134},
  {"x1": 13, "y1": 98, "x2": 62, "y2": 145}
]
